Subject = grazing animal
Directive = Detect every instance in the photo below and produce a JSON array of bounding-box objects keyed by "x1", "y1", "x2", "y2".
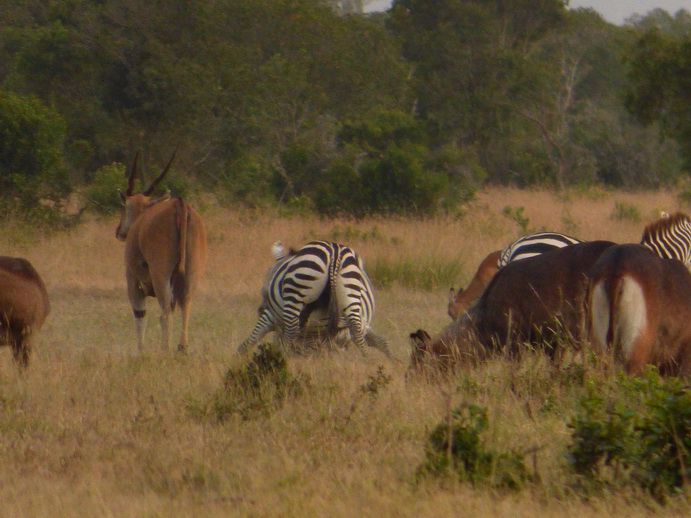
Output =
[
  {"x1": 447, "y1": 232, "x2": 582, "y2": 320},
  {"x1": 116, "y1": 151, "x2": 207, "y2": 352},
  {"x1": 586, "y1": 244, "x2": 691, "y2": 375},
  {"x1": 238, "y1": 240, "x2": 390, "y2": 357},
  {"x1": 639, "y1": 211, "x2": 691, "y2": 268},
  {"x1": 0, "y1": 256, "x2": 50, "y2": 368},
  {"x1": 415, "y1": 241, "x2": 616, "y2": 371},
  {"x1": 447, "y1": 250, "x2": 501, "y2": 320}
]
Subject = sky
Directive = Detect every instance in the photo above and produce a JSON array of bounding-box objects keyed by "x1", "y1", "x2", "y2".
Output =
[{"x1": 365, "y1": 0, "x2": 691, "y2": 26}]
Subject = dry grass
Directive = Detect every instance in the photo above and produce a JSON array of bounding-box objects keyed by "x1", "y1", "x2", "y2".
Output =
[{"x1": 0, "y1": 187, "x2": 689, "y2": 517}]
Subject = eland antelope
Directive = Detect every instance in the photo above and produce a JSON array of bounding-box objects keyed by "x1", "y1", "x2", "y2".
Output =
[
  {"x1": 0, "y1": 256, "x2": 50, "y2": 368},
  {"x1": 116, "y1": 151, "x2": 207, "y2": 352}
]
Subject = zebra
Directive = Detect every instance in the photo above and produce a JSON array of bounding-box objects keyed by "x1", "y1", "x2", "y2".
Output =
[
  {"x1": 640, "y1": 211, "x2": 691, "y2": 268},
  {"x1": 498, "y1": 231, "x2": 583, "y2": 268},
  {"x1": 237, "y1": 240, "x2": 390, "y2": 357}
]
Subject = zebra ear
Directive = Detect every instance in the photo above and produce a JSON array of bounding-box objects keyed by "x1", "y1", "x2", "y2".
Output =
[{"x1": 271, "y1": 241, "x2": 287, "y2": 260}]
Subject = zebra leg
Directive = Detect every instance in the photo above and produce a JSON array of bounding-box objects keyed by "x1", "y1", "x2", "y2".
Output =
[{"x1": 237, "y1": 310, "x2": 274, "y2": 354}]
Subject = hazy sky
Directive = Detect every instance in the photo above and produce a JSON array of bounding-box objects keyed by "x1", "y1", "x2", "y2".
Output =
[{"x1": 365, "y1": 1, "x2": 690, "y2": 25}]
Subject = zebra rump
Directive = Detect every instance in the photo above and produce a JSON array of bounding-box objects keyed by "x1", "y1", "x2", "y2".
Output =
[
  {"x1": 498, "y1": 232, "x2": 583, "y2": 267},
  {"x1": 237, "y1": 240, "x2": 390, "y2": 356}
]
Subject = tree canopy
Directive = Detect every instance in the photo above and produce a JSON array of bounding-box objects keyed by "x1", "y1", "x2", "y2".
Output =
[{"x1": 0, "y1": 0, "x2": 689, "y2": 219}]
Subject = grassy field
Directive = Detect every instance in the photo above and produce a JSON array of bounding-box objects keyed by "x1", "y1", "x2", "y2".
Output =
[{"x1": 0, "y1": 187, "x2": 689, "y2": 517}]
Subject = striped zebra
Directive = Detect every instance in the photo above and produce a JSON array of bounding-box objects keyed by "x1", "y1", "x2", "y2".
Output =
[
  {"x1": 640, "y1": 212, "x2": 691, "y2": 267},
  {"x1": 498, "y1": 231, "x2": 583, "y2": 267},
  {"x1": 448, "y1": 231, "x2": 582, "y2": 320},
  {"x1": 237, "y1": 240, "x2": 390, "y2": 356}
]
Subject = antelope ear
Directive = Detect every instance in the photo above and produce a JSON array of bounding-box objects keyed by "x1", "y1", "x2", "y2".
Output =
[{"x1": 145, "y1": 190, "x2": 171, "y2": 207}]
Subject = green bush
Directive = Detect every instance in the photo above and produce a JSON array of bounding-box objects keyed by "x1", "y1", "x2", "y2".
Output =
[
  {"x1": 0, "y1": 89, "x2": 70, "y2": 213},
  {"x1": 418, "y1": 403, "x2": 531, "y2": 489},
  {"x1": 567, "y1": 368, "x2": 691, "y2": 498},
  {"x1": 212, "y1": 345, "x2": 308, "y2": 421},
  {"x1": 84, "y1": 162, "x2": 126, "y2": 215},
  {"x1": 610, "y1": 201, "x2": 641, "y2": 222}
]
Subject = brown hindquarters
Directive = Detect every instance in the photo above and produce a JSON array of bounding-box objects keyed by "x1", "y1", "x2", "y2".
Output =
[
  {"x1": 413, "y1": 241, "x2": 616, "y2": 371},
  {"x1": 0, "y1": 257, "x2": 50, "y2": 367}
]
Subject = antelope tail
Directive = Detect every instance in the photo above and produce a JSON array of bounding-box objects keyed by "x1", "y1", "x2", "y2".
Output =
[
  {"x1": 172, "y1": 198, "x2": 189, "y2": 309},
  {"x1": 176, "y1": 198, "x2": 189, "y2": 275}
]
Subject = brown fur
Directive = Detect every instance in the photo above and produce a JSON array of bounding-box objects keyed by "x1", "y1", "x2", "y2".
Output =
[
  {"x1": 447, "y1": 250, "x2": 501, "y2": 320},
  {"x1": 0, "y1": 256, "x2": 50, "y2": 368},
  {"x1": 116, "y1": 154, "x2": 207, "y2": 352},
  {"x1": 411, "y1": 241, "x2": 616, "y2": 371},
  {"x1": 587, "y1": 244, "x2": 691, "y2": 376}
]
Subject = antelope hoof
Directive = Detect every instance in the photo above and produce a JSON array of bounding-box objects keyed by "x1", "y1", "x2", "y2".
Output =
[{"x1": 177, "y1": 343, "x2": 188, "y2": 354}]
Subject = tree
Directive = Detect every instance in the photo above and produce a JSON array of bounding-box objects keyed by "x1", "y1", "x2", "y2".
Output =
[
  {"x1": 625, "y1": 26, "x2": 691, "y2": 169},
  {"x1": 0, "y1": 89, "x2": 69, "y2": 212}
]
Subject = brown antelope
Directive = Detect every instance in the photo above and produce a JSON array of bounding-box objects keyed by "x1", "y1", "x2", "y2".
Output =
[
  {"x1": 116, "y1": 151, "x2": 207, "y2": 352},
  {"x1": 0, "y1": 256, "x2": 50, "y2": 368},
  {"x1": 587, "y1": 243, "x2": 691, "y2": 376},
  {"x1": 447, "y1": 250, "x2": 501, "y2": 320},
  {"x1": 413, "y1": 241, "x2": 615, "y2": 371},
  {"x1": 447, "y1": 232, "x2": 582, "y2": 320}
]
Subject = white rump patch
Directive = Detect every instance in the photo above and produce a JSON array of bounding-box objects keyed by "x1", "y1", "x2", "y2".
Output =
[{"x1": 614, "y1": 277, "x2": 647, "y2": 362}]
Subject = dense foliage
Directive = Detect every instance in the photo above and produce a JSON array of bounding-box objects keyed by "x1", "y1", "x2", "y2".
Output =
[{"x1": 0, "y1": 1, "x2": 689, "y2": 218}]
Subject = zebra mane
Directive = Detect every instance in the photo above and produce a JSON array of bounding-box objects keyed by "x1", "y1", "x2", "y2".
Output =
[{"x1": 640, "y1": 212, "x2": 691, "y2": 243}]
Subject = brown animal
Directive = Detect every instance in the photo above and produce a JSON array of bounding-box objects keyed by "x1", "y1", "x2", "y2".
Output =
[
  {"x1": 447, "y1": 232, "x2": 582, "y2": 320},
  {"x1": 412, "y1": 241, "x2": 616, "y2": 371},
  {"x1": 447, "y1": 250, "x2": 501, "y2": 320},
  {"x1": 587, "y1": 244, "x2": 691, "y2": 376},
  {"x1": 0, "y1": 256, "x2": 50, "y2": 367},
  {"x1": 116, "y1": 151, "x2": 208, "y2": 352}
]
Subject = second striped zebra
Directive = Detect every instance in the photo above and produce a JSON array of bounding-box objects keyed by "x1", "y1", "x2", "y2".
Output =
[
  {"x1": 237, "y1": 241, "x2": 390, "y2": 357},
  {"x1": 447, "y1": 232, "x2": 583, "y2": 319}
]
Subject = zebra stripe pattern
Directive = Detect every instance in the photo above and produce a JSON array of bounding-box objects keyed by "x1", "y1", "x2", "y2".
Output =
[
  {"x1": 498, "y1": 232, "x2": 583, "y2": 268},
  {"x1": 640, "y1": 212, "x2": 691, "y2": 266},
  {"x1": 237, "y1": 240, "x2": 389, "y2": 356}
]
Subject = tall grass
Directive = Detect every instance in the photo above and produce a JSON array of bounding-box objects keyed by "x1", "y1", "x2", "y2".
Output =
[{"x1": 0, "y1": 188, "x2": 688, "y2": 517}]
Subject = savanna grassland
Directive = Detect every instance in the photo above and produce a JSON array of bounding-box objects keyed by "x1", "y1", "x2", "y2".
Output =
[{"x1": 1, "y1": 188, "x2": 690, "y2": 517}]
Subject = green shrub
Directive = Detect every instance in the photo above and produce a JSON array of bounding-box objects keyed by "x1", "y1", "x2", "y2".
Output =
[
  {"x1": 610, "y1": 201, "x2": 641, "y2": 222},
  {"x1": 502, "y1": 206, "x2": 530, "y2": 232},
  {"x1": 84, "y1": 162, "x2": 126, "y2": 214},
  {"x1": 418, "y1": 403, "x2": 531, "y2": 489},
  {"x1": 212, "y1": 344, "x2": 308, "y2": 421},
  {"x1": 0, "y1": 89, "x2": 70, "y2": 215},
  {"x1": 567, "y1": 368, "x2": 691, "y2": 498}
]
